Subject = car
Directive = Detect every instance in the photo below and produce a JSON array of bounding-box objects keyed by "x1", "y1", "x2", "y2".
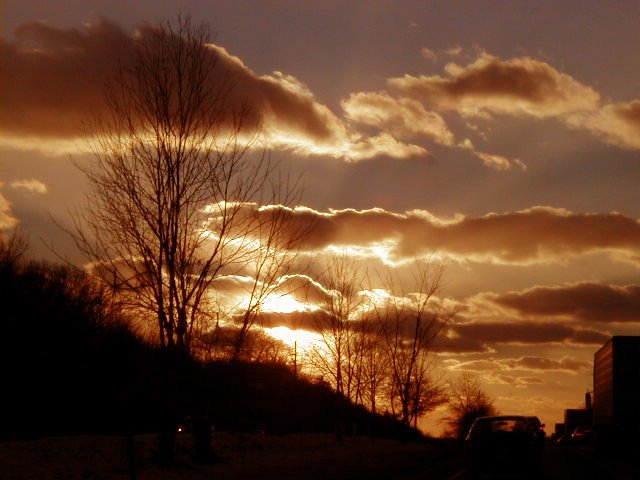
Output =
[
  {"x1": 526, "y1": 416, "x2": 546, "y2": 444},
  {"x1": 464, "y1": 415, "x2": 544, "y2": 478},
  {"x1": 569, "y1": 425, "x2": 594, "y2": 445}
]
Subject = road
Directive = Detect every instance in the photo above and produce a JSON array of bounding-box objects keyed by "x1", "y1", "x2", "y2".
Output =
[{"x1": 445, "y1": 444, "x2": 637, "y2": 480}]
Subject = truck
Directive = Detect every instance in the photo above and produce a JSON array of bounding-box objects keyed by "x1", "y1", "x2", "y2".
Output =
[{"x1": 593, "y1": 336, "x2": 640, "y2": 448}]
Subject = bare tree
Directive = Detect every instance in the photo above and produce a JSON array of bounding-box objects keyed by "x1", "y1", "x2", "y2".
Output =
[
  {"x1": 444, "y1": 373, "x2": 498, "y2": 439},
  {"x1": 373, "y1": 259, "x2": 453, "y2": 427},
  {"x1": 0, "y1": 228, "x2": 28, "y2": 270},
  {"x1": 359, "y1": 322, "x2": 389, "y2": 414},
  {"x1": 72, "y1": 17, "x2": 302, "y2": 359},
  {"x1": 408, "y1": 360, "x2": 448, "y2": 428},
  {"x1": 310, "y1": 252, "x2": 367, "y2": 401}
]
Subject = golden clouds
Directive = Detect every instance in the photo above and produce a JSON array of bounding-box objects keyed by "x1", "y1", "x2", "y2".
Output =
[
  {"x1": 471, "y1": 150, "x2": 521, "y2": 171},
  {"x1": 0, "y1": 187, "x2": 18, "y2": 230},
  {"x1": 420, "y1": 47, "x2": 437, "y2": 62},
  {"x1": 0, "y1": 19, "x2": 424, "y2": 161},
  {"x1": 272, "y1": 206, "x2": 640, "y2": 266},
  {"x1": 338, "y1": 133, "x2": 427, "y2": 162},
  {"x1": 383, "y1": 52, "x2": 640, "y2": 155},
  {"x1": 341, "y1": 92, "x2": 454, "y2": 145},
  {"x1": 340, "y1": 53, "x2": 605, "y2": 169},
  {"x1": 458, "y1": 138, "x2": 525, "y2": 171},
  {"x1": 10, "y1": 179, "x2": 48, "y2": 194},
  {"x1": 569, "y1": 100, "x2": 640, "y2": 150},
  {"x1": 8, "y1": 16, "x2": 639, "y2": 168},
  {"x1": 5, "y1": 17, "x2": 640, "y2": 166},
  {"x1": 446, "y1": 356, "x2": 591, "y2": 374},
  {"x1": 388, "y1": 54, "x2": 600, "y2": 118}
]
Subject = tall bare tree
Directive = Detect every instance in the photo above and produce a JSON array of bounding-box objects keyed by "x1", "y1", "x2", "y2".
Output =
[
  {"x1": 359, "y1": 321, "x2": 389, "y2": 414},
  {"x1": 72, "y1": 17, "x2": 302, "y2": 359},
  {"x1": 373, "y1": 259, "x2": 453, "y2": 427},
  {"x1": 310, "y1": 252, "x2": 367, "y2": 400}
]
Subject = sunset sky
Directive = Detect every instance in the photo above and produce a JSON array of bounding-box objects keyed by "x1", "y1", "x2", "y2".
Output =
[{"x1": 2, "y1": 1, "x2": 640, "y2": 435}]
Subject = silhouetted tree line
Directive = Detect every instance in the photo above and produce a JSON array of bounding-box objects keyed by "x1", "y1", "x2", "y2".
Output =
[
  {"x1": 0, "y1": 235, "x2": 423, "y2": 441},
  {"x1": 307, "y1": 254, "x2": 456, "y2": 429},
  {"x1": 1, "y1": 235, "x2": 157, "y2": 437}
]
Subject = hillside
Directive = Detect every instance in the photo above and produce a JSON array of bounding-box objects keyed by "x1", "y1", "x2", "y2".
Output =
[{"x1": 1, "y1": 256, "x2": 421, "y2": 441}]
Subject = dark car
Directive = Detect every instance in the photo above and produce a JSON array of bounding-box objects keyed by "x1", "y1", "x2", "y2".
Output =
[
  {"x1": 569, "y1": 425, "x2": 594, "y2": 445},
  {"x1": 464, "y1": 415, "x2": 544, "y2": 478},
  {"x1": 526, "y1": 416, "x2": 546, "y2": 444}
]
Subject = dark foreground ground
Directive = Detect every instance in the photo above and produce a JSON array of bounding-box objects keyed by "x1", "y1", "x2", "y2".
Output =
[
  {"x1": 4, "y1": 433, "x2": 637, "y2": 480},
  {"x1": 0, "y1": 432, "x2": 461, "y2": 480},
  {"x1": 448, "y1": 442, "x2": 639, "y2": 480}
]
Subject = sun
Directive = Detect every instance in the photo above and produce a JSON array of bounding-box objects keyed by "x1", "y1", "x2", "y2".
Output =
[
  {"x1": 265, "y1": 326, "x2": 321, "y2": 352},
  {"x1": 260, "y1": 293, "x2": 313, "y2": 314},
  {"x1": 258, "y1": 293, "x2": 322, "y2": 353}
]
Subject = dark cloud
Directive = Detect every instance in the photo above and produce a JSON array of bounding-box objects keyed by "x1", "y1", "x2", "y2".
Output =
[
  {"x1": 1, "y1": 20, "x2": 132, "y2": 138},
  {"x1": 436, "y1": 320, "x2": 608, "y2": 353},
  {"x1": 488, "y1": 282, "x2": 640, "y2": 323},
  {"x1": 616, "y1": 100, "x2": 640, "y2": 125},
  {"x1": 1, "y1": 18, "x2": 423, "y2": 160},
  {"x1": 434, "y1": 334, "x2": 491, "y2": 354},
  {"x1": 255, "y1": 309, "x2": 331, "y2": 333},
  {"x1": 0, "y1": 19, "x2": 339, "y2": 141},
  {"x1": 388, "y1": 54, "x2": 600, "y2": 118}
]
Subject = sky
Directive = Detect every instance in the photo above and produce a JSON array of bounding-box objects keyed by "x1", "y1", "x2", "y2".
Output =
[{"x1": 2, "y1": 0, "x2": 640, "y2": 435}]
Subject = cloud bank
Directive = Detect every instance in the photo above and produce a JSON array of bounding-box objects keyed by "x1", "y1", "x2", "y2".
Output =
[
  {"x1": 484, "y1": 283, "x2": 640, "y2": 323},
  {"x1": 261, "y1": 206, "x2": 640, "y2": 266},
  {"x1": 4, "y1": 17, "x2": 640, "y2": 169},
  {"x1": 0, "y1": 19, "x2": 422, "y2": 161},
  {"x1": 446, "y1": 356, "x2": 591, "y2": 374},
  {"x1": 437, "y1": 320, "x2": 607, "y2": 353}
]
